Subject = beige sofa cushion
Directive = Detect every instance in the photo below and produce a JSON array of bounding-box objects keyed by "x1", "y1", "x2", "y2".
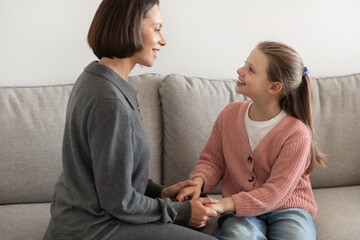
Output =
[
  {"x1": 160, "y1": 74, "x2": 248, "y2": 191},
  {"x1": 0, "y1": 73, "x2": 163, "y2": 204},
  {"x1": 310, "y1": 73, "x2": 360, "y2": 188},
  {"x1": 0, "y1": 203, "x2": 50, "y2": 240},
  {"x1": 129, "y1": 74, "x2": 164, "y2": 184},
  {"x1": 313, "y1": 185, "x2": 360, "y2": 240},
  {"x1": 0, "y1": 85, "x2": 72, "y2": 204},
  {"x1": 159, "y1": 73, "x2": 360, "y2": 192}
]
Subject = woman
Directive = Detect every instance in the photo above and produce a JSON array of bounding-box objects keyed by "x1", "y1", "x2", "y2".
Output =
[{"x1": 43, "y1": 0, "x2": 217, "y2": 239}]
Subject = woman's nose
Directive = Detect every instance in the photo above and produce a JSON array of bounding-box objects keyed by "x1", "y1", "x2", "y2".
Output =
[{"x1": 159, "y1": 33, "x2": 167, "y2": 46}]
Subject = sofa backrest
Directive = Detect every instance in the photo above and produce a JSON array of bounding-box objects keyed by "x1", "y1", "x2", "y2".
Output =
[
  {"x1": 159, "y1": 73, "x2": 360, "y2": 191},
  {"x1": 1, "y1": 72, "x2": 359, "y2": 204},
  {"x1": 310, "y1": 73, "x2": 360, "y2": 188},
  {"x1": 128, "y1": 74, "x2": 164, "y2": 184},
  {"x1": 0, "y1": 74, "x2": 163, "y2": 205},
  {"x1": 159, "y1": 74, "x2": 249, "y2": 193},
  {"x1": 0, "y1": 85, "x2": 72, "y2": 204}
]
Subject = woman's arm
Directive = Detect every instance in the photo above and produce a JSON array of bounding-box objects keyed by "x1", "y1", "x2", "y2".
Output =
[
  {"x1": 88, "y1": 98, "x2": 190, "y2": 224},
  {"x1": 145, "y1": 179, "x2": 163, "y2": 199}
]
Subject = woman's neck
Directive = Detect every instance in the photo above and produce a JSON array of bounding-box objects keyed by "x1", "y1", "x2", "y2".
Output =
[{"x1": 98, "y1": 57, "x2": 136, "y2": 82}]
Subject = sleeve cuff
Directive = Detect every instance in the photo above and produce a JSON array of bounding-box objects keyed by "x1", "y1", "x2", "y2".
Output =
[
  {"x1": 145, "y1": 179, "x2": 164, "y2": 199},
  {"x1": 172, "y1": 201, "x2": 191, "y2": 226}
]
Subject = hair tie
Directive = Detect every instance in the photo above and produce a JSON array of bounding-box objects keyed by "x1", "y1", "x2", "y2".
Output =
[{"x1": 303, "y1": 67, "x2": 309, "y2": 77}]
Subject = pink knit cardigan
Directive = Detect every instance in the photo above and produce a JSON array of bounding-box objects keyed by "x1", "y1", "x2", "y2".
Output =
[{"x1": 190, "y1": 101, "x2": 317, "y2": 218}]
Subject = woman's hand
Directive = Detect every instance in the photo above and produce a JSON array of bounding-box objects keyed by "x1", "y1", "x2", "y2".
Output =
[
  {"x1": 188, "y1": 197, "x2": 218, "y2": 228},
  {"x1": 176, "y1": 177, "x2": 204, "y2": 202},
  {"x1": 161, "y1": 179, "x2": 198, "y2": 200}
]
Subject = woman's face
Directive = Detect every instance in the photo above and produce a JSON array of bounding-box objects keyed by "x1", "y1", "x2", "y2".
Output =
[{"x1": 133, "y1": 5, "x2": 167, "y2": 67}]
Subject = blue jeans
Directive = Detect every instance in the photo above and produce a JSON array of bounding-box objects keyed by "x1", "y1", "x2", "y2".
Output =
[{"x1": 212, "y1": 208, "x2": 316, "y2": 240}]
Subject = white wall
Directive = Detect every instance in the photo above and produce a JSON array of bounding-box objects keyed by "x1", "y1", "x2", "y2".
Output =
[{"x1": 1, "y1": 0, "x2": 360, "y2": 86}]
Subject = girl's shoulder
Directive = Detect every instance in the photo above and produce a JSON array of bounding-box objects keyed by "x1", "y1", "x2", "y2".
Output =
[
  {"x1": 281, "y1": 114, "x2": 311, "y2": 140},
  {"x1": 212, "y1": 101, "x2": 250, "y2": 126}
]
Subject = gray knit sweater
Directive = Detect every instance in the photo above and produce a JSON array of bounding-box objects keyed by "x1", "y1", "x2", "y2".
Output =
[{"x1": 43, "y1": 61, "x2": 191, "y2": 240}]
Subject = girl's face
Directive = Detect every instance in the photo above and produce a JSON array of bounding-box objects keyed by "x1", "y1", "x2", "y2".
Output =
[
  {"x1": 236, "y1": 47, "x2": 273, "y2": 100},
  {"x1": 132, "y1": 5, "x2": 167, "y2": 67}
]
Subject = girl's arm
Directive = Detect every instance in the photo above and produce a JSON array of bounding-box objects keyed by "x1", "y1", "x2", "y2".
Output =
[
  {"x1": 189, "y1": 112, "x2": 227, "y2": 193},
  {"x1": 205, "y1": 197, "x2": 235, "y2": 213}
]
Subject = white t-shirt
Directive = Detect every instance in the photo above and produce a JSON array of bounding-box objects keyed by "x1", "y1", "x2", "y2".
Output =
[{"x1": 245, "y1": 102, "x2": 287, "y2": 152}]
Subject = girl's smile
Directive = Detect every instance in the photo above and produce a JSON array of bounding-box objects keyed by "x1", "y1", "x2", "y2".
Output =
[{"x1": 237, "y1": 78, "x2": 246, "y2": 86}]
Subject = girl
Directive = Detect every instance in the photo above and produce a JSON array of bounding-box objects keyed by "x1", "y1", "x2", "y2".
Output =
[
  {"x1": 176, "y1": 41, "x2": 325, "y2": 240},
  {"x1": 43, "y1": 0, "x2": 217, "y2": 239}
]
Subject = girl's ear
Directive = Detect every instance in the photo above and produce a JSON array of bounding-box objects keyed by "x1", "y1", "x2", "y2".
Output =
[{"x1": 268, "y1": 82, "x2": 283, "y2": 95}]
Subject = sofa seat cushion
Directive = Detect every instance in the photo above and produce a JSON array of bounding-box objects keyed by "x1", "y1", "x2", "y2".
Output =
[
  {"x1": 313, "y1": 186, "x2": 360, "y2": 240},
  {"x1": 0, "y1": 203, "x2": 50, "y2": 240},
  {"x1": 202, "y1": 186, "x2": 360, "y2": 239}
]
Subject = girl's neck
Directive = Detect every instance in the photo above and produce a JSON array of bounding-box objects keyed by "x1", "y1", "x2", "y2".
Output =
[
  {"x1": 249, "y1": 99, "x2": 282, "y2": 121},
  {"x1": 99, "y1": 57, "x2": 136, "y2": 82}
]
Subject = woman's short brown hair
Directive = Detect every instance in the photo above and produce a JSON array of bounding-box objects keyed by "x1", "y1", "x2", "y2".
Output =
[{"x1": 88, "y1": 0, "x2": 159, "y2": 59}]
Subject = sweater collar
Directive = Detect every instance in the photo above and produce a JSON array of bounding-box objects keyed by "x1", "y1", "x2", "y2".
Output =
[
  {"x1": 242, "y1": 101, "x2": 295, "y2": 154},
  {"x1": 84, "y1": 61, "x2": 138, "y2": 110}
]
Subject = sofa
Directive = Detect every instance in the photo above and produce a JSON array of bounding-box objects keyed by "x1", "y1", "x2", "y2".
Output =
[{"x1": 1, "y1": 72, "x2": 359, "y2": 240}]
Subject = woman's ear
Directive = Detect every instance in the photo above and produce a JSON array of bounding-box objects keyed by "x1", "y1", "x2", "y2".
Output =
[{"x1": 268, "y1": 82, "x2": 283, "y2": 95}]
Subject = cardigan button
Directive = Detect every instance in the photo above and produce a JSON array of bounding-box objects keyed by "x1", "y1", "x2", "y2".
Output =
[
  {"x1": 248, "y1": 176, "x2": 255, "y2": 182},
  {"x1": 247, "y1": 157, "x2": 253, "y2": 163}
]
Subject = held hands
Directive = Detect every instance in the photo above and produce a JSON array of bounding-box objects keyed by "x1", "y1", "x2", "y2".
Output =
[
  {"x1": 205, "y1": 197, "x2": 236, "y2": 215},
  {"x1": 188, "y1": 197, "x2": 218, "y2": 228},
  {"x1": 173, "y1": 177, "x2": 219, "y2": 228},
  {"x1": 189, "y1": 197, "x2": 235, "y2": 228},
  {"x1": 162, "y1": 178, "x2": 233, "y2": 228},
  {"x1": 162, "y1": 177, "x2": 219, "y2": 228},
  {"x1": 176, "y1": 177, "x2": 204, "y2": 202},
  {"x1": 161, "y1": 179, "x2": 198, "y2": 201},
  {"x1": 204, "y1": 202, "x2": 225, "y2": 214}
]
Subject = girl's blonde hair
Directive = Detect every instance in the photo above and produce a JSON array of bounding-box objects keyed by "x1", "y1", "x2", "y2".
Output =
[{"x1": 257, "y1": 41, "x2": 325, "y2": 174}]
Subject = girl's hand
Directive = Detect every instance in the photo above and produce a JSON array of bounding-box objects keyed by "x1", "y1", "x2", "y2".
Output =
[
  {"x1": 205, "y1": 197, "x2": 235, "y2": 214},
  {"x1": 161, "y1": 179, "x2": 198, "y2": 200},
  {"x1": 176, "y1": 177, "x2": 204, "y2": 202},
  {"x1": 205, "y1": 203, "x2": 225, "y2": 214}
]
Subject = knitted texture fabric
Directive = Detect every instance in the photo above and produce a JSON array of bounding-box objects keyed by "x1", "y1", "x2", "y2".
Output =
[{"x1": 190, "y1": 101, "x2": 317, "y2": 218}]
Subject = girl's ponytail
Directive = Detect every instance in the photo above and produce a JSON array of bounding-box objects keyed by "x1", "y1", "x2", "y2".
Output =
[
  {"x1": 283, "y1": 73, "x2": 325, "y2": 174},
  {"x1": 258, "y1": 41, "x2": 325, "y2": 174}
]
